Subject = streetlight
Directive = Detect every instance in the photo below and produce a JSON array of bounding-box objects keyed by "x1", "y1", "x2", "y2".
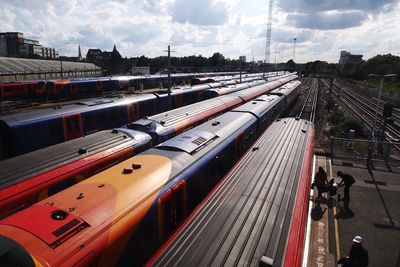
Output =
[{"x1": 367, "y1": 73, "x2": 397, "y2": 165}]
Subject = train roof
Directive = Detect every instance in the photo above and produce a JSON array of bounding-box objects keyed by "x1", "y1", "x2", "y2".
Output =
[
  {"x1": 0, "y1": 128, "x2": 149, "y2": 191},
  {"x1": 0, "y1": 81, "x2": 44, "y2": 86},
  {"x1": 148, "y1": 94, "x2": 241, "y2": 127},
  {"x1": 68, "y1": 77, "x2": 112, "y2": 82},
  {"x1": 194, "y1": 111, "x2": 257, "y2": 140},
  {"x1": 231, "y1": 94, "x2": 283, "y2": 118},
  {"x1": 270, "y1": 80, "x2": 302, "y2": 96},
  {"x1": 150, "y1": 118, "x2": 314, "y2": 266},
  {"x1": 0, "y1": 94, "x2": 156, "y2": 126},
  {"x1": 143, "y1": 111, "x2": 257, "y2": 179}
]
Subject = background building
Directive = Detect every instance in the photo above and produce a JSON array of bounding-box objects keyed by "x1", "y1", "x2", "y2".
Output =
[
  {"x1": 339, "y1": 50, "x2": 363, "y2": 64},
  {"x1": 239, "y1": 55, "x2": 246, "y2": 62},
  {"x1": 0, "y1": 32, "x2": 58, "y2": 59},
  {"x1": 86, "y1": 45, "x2": 122, "y2": 75}
]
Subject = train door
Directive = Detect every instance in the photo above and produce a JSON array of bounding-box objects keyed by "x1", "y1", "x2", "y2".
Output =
[
  {"x1": 235, "y1": 128, "x2": 256, "y2": 157},
  {"x1": 70, "y1": 83, "x2": 78, "y2": 95},
  {"x1": 25, "y1": 84, "x2": 34, "y2": 97},
  {"x1": 157, "y1": 180, "x2": 187, "y2": 242},
  {"x1": 175, "y1": 94, "x2": 183, "y2": 108},
  {"x1": 15, "y1": 84, "x2": 25, "y2": 97},
  {"x1": 96, "y1": 81, "x2": 103, "y2": 92},
  {"x1": 63, "y1": 114, "x2": 83, "y2": 141},
  {"x1": 235, "y1": 132, "x2": 246, "y2": 157},
  {"x1": 35, "y1": 82, "x2": 46, "y2": 96},
  {"x1": 128, "y1": 102, "x2": 139, "y2": 122}
]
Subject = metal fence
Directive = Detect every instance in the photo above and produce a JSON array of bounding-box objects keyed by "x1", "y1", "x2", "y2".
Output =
[{"x1": 329, "y1": 137, "x2": 400, "y2": 164}]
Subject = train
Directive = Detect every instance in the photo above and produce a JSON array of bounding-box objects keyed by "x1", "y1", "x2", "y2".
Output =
[
  {"x1": 0, "y1": 78, "x2": 300, "y2": 218},
  {"x1": 0, "y1": 74, "x2": 294, "y2": 160},
  {"x1": 148, "y1": 118, "x2": 315, "y2": 267},
  {"x1": 0, "y1": 79, "x2": 301, "y2": 266},
  {"x1": 127, "y1": 77, "x2": 298, "y2": 143},
  {"x1": 0, "y1": 72, "x2": 247, "y2": 100}
]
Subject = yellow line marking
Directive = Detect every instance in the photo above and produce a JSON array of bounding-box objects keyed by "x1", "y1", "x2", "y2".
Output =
[{"x1": 329, "y1": 158, "x2": 341, "y2": 264}]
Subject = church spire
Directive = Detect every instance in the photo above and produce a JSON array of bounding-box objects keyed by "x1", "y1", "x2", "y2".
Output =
[{"x1": 78, "y1": 45, "x2": 82, "y2": 61}]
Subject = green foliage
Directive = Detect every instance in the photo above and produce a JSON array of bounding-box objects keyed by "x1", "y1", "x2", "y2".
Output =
[
  {"x1": 327, "y1": 110, "x2": 365, "y2": 138},
  {"x1": 337, "y1": 54, "x2": 400, "y2": 80},
  {"x1": 128, "y1": 52, "x2": 258, "y2": 74},
  {"x1": 303, "y1": 60, "x2": 336, "y2": 76}
]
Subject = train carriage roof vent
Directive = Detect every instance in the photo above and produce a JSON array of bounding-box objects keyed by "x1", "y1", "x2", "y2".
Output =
[
  {"x1": 78, "y1": 99, "x2": 113, "y2": 106},
  {"x1": 78, "y1": 148, "x2": 87, "y2": 155},
  {"x1": 260, "y1": 256, "x2": 274, "y2": 267},
  {"x1": 157, "y1": 130, "x2": 217, "y2": 154}
]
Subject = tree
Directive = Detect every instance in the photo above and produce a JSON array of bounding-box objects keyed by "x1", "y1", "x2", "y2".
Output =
[
  {"x1": 286, "y1": 59, "x2": 296, "y2": 71},
  {"x1": 209, "y1": 52, "x2": 225, "y2": 69}
]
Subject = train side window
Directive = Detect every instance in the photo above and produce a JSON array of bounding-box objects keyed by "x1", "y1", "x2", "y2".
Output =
[
  {"x1": 84, "y1": 113, "x2": 97, "y2": 130},
  {"x1": 96, "y1": 111, "x2": 106, "y2": 124},
  {"x1": 48, "y1": 120, "x2": 62, "y2": 138}
]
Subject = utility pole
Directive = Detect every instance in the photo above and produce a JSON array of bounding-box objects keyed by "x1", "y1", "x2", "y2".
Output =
[
  {"x1": 367, "y1": 73, "x2": 397, "y2": 166},
  {"x1": 60, "y1": 59, "x2": 63, "y2": 79},
  {"x1": 293, "y1": 38, "x2": 297, "y2": 61},
  {"x1": 273, "y1": 50, "x2": 280, "y2": 75},
  {"x1": 163, "y1": 45, "x2": 175, "y2": 110}
]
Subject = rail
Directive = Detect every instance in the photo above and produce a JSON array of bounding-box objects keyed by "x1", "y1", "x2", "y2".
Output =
[
  {"x1": 324, "y1": 80, "x2": 400, "y2": 152},
  {"x1": 297, "y1": 78, "x2": 318, "y2": 123}
]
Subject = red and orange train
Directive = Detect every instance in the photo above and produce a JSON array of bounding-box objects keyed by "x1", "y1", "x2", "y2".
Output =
[{"x1": 0, "y1": 80, "x2": 302, "y2": 266}]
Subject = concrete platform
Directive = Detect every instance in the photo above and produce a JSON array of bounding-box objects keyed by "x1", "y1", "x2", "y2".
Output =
[{"x1": 306, "y1": 156, "x2": 400, "y2": 267}]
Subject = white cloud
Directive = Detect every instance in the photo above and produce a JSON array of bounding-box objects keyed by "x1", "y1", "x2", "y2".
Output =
[
  {"x1": 0, "y1": 0, "x2": 399, "y2": 63},
  {"x1": 169, "y1": 0, "x2": 230, "y2": 26}
]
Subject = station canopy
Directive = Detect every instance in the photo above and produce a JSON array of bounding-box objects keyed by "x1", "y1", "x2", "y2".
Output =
[{"x1": 0, "y1": 57, "x2": 99, "y2": 74}]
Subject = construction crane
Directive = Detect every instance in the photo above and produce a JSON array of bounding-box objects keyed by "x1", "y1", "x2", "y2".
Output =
[{"x1": 264, "y1": 0, "x2": 273, "y2": 64}]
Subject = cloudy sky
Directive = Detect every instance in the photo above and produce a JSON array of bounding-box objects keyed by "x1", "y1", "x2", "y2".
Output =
[{"x1": 1, "y1": 0, "x2": 399, "y2": 63}]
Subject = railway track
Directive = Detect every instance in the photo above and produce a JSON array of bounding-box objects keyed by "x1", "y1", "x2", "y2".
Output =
[
  {"x1": 324, "y1": 80, "x2": 400, "y2": 151},
  {"x1": 297, "y1": 78, "x2": 318, "y2": 123}
]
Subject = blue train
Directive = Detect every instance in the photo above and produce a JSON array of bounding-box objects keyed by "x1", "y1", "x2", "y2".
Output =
[{"x1": 0, "y1": 74, "x2": 291, "y2": 160}]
